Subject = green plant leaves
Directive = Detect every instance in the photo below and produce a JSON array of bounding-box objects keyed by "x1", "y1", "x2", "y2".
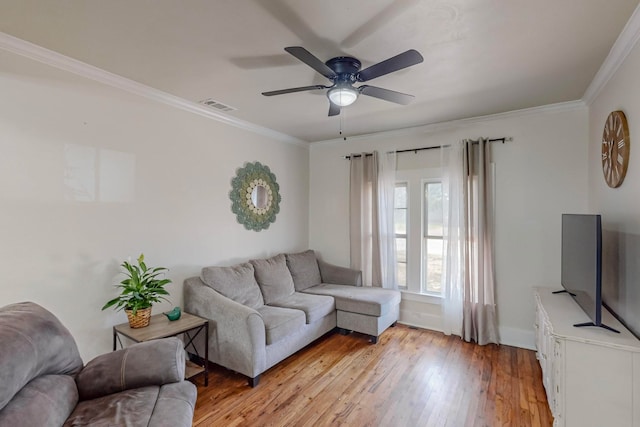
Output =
[{"x1": 101, "y1": 253, "x2": 172, "y2": 315}]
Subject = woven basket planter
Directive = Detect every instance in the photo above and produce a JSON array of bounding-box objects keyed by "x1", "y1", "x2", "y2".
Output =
[{"x1": 125, "y1": 307, "x2": 152, "y2": 328}]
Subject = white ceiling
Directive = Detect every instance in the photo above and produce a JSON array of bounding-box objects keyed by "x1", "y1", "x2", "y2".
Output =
[{"x1": 1, "y1": 0, "x2": 639, "y2": 142}]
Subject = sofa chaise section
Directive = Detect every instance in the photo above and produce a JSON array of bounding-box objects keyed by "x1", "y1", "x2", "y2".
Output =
[{"x1": 287, "y1": 250, "x2": 400, "y2": 344}]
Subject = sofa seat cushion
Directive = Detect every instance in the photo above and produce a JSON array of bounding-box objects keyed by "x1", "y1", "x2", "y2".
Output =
[
  {"x1": 250, "y1": 254, "x2": 295, "y2": 304},
  {"x1": 65, "y1": 386, "x2": 159, "y2": 427},
  {"x1": 285, "y1": 250, "x2": 322, "y2": 291},
  {"x1": 256, "y1": 305, "x2": 306, "y2": 345},
  {"x1": 268, "y1": 292, "x2": 335, "y2": 324},
  {"x1": 147, "y1": 382, "x2": 198, "y2": 427},
  {"x1": 302, "y1": 284, "x2": 401, "y2": 317},
  {"x1": 0, "y1": 375, "x2": 78, "y2": 427},
  {"x1": 201, "y1": 263, "x2": 264, "y2": 309}
]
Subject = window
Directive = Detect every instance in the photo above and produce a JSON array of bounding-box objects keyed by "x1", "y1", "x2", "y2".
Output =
[
  {"x1": 394, "y1": 183, "x2": 408, "y2": 288},
  {"x1": 422, "y1": 181, "x2": 443, "y2": 294},
  {"x1": 393, "y1": 170, "x2": 444, "y2": 296}
]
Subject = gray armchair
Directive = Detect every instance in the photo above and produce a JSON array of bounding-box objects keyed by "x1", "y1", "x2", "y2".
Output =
[{"x1": 0, "y1": 302, "x2": 196, "y2": 427}]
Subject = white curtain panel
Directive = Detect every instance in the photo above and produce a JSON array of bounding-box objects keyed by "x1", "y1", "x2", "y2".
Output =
[
  {"x1": 349, "y1": 151, "x2": 381, "y2": 286},
  {"x1": 442, "y1": 139, "x2": 500, "y2": 345},
  {"x1": 441, "y1": 142, "x2": 465, "y2": 337},
  {"x1": 378, "y1": 151, "x2": 398, "y2": 289}
]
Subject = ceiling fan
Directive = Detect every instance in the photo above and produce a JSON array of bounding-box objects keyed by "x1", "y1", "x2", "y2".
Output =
[{"x1": 261, "y1": 47, "x2": 424, "y2": 116}]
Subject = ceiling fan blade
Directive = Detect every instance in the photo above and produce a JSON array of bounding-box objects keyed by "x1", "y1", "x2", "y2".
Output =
[
  {"x1": 253, "y1": 1, "x2": 319, "y2": 49},
  {"x1": 262, "y1": 85, "x2": 329, "y2": 96},
  {"x1": 359, "y1": 85, "x2": 415, "y2": 105},
  {"x1": 285, "y1": 47, "x2": 337, "y2": 80},
  {"x1": 341, "y1": 0, "x2": 420, "y2": 48},
  {"x1": 328, "y1": 102, "x2": 341, "y2": 116},
  {"x1": 357, "y1": 49, "x2": 424, "y2": 82}
]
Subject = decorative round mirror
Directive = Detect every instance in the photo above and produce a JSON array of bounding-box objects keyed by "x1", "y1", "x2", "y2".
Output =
[{"x1": 230, "y1": 162, "x2": 281, "y2": 231}]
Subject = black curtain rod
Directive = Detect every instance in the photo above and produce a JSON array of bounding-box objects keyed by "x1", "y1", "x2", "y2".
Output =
[{"x1": 344, "y1": 137, "x2": 513, "y2": 159}]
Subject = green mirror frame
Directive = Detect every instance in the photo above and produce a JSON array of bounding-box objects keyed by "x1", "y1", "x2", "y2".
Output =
[{"x1": 230, "y1": 161, "x2": 281, "y2": 231}]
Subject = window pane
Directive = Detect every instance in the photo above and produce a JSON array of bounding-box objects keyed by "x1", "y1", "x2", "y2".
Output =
[
  {"x1": 423, "y1": 238, "x2": 443, "y2": 293},
  {"x1": 395, "y1": 184, "x2": 407, "y2": 208},
  {"x1": 396, "y1": 236, "x2": 407, "y2": 287},
  {"x1": 425, "y1": 182, "x2": 443, "y2": 237},
  {"x1": 394, "y1": 208, "x2": 406, "y2": 234},
  {"x1": 395, "y1": 237, "x2": 407, "y2": 263},
  {"x1": 396, "y1": 262, "x2": 407, "y2": 288}
]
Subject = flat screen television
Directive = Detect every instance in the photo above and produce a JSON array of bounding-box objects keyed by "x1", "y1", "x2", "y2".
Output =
[{"x1": 558, "y1": 213, "x2": 618, "y2": 333}]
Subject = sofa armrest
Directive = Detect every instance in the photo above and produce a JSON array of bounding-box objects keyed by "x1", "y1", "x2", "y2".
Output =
[
  {"x1": 76, "y1": 337, "x2": 185, "y2": 401},
  {"x1": 318, "y1": 260, "x2": 363, "y2": 287},
  {"x1": 184, "y1": 277, "x2": 266, "y2": 379}
]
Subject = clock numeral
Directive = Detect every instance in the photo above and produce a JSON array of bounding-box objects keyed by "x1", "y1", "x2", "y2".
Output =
[
  {"x1": 618, "y1": 139, "x2": 625, "y2": 149},
  {"x1": 602, "y1": 152, "x2": 608, "y2": 161},
  {"x1": 618, "y1": 154, "x2": 624, "y2": 165}
]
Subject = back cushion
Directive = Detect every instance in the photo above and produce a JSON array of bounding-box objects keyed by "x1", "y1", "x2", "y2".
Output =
[
  {"x1": 250, "y1": 254, "x2": 295, "y2": 304},
  {"x1": 0, "y1": 302, "x2": 83, "y2": 412},
  {"x1": 286, "y1": 250, "x2": 322, "y2": 291},
  {"x1": 201, "y1": 263, "x2": 264, "y2": 309}
]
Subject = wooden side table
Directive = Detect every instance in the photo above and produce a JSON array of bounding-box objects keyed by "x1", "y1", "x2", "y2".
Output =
[{"x1": 113, "y1": 311, "x2": 209, "y2": 386}]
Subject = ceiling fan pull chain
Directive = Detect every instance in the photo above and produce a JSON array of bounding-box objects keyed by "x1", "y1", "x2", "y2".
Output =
[{"x1": 341, "y1": 110, "x2": 347, "y2": 141}]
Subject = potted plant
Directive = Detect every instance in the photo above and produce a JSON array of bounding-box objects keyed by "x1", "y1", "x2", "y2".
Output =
[{"x1": 102, "y1": 254, "x2": 172, "y2": 328}]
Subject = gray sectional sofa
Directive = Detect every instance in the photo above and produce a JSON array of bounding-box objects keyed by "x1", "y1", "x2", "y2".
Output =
[
  {"x1": 184, "y1": 250, "x2": 400, "y2": 387},
  {"x1": 0, "y1": 302, "x2": 197, "y2": 427}
]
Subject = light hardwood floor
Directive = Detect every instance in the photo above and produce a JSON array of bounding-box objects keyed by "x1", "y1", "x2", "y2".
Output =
[{"x1": 192, "y1": 324, "x2": 553, "y2": 427}]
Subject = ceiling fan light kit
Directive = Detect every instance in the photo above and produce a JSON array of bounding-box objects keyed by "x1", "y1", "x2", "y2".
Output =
[
  {"x1": 328, "y1": 85, "x2": 358, "y2": 107},
  {"x1": 262, "y1": 46, "x2": 423, "y2": 116}
]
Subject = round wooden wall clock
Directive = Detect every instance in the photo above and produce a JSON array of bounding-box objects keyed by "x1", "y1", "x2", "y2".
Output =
[{"x1": 602, "y1": 110, "x2": 630, "y2": 188}]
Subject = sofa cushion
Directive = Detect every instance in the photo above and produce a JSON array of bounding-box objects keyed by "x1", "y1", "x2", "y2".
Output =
[
  {"x1": 285, "y1": 250, "x2": 322, "y2": 291},
  {"x1": 268, "y1": 292, "x2": 335, "y2": 324},
  {"x1": 0, "y1": 302, "x2": 83, "y2": 412},
  {"x1": 147, "y1": 382, "x2": 198, "y2": 427},
  {"x1": 65, "y1": 386, "x2": 159, "y2": 427},
  {"x1": 201, "y1": 263, "x2": 264, "y2": 309},
  {"x1": 302, "y1": 284, "x2": 401, "y2": 317},
  {"x1": 250, "y1": 254, "x2": 295, "y2": 304},
  {"x1": 256, "y1": 305, "x2": 306, "y2": 345},
  {"x1": 0, "y1": 375, "x2": 78, "y2": 427}
]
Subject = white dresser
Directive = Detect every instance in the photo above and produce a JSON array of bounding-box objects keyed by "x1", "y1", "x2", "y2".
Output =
[{"x1": 534, "y1": 287, "x2": 640, "y2": 427}]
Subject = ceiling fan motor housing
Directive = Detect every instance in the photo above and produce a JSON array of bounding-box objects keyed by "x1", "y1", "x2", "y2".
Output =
[{"x1": 325, "y1": 57, "x2": 361, "y2": 83}]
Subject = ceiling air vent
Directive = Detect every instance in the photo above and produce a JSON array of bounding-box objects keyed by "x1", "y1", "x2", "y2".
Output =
[{"x1": 199, "y1": 98, "x2": 237, "y2": 112}]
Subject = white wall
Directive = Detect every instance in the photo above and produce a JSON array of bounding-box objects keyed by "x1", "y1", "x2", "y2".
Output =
[
  {"x1": 310, "y1": 105, "x2": 589, "y2": 348},
  {"x1": 0, "y1": 50, "x2": 309, "y2": 360},
  {"x1": 588, "y1": 37, "x2": 640, "y2": 337}
]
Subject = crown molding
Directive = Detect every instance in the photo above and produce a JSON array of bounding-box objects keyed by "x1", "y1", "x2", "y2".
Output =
[
  {"x1": 0, "y1": 32, "x2": 307, "y2": 147},
  {"x1": 582, "y1": 4, "x2": 640, "y2": 105},
  {"x1": 313, "y1": 100, "x2": 586, "y2": 145}
]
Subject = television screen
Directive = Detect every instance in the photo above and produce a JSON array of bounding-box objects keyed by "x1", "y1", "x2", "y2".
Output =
[{"x1": 561, "y1": 214, "x2": 602, "y2": 325}]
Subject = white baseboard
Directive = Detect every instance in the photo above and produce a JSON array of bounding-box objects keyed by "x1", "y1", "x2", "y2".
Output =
[
  {"x1": 399, "y1": 306, "x2": 535, "y2": 350},
  {"x1": 498, "y1": 326, "x2": 536, "y2": 350},
  {"x1": 399, "y1": 308, "x2": 442, "y2": 332}
]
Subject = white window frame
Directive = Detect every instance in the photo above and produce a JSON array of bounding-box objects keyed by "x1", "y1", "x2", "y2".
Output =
[
  {"x1": 420, "y1": 178, "x2": 443, "y2": 296},
  {"x1": 394, "y1": 168, "x2": 443, "y2": 300},
  {"x1": 394, "y1": 181, "x2": 409, "y2": 290}
]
